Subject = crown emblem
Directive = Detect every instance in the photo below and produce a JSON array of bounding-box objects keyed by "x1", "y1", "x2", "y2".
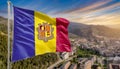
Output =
[{"x1": 37, "y1": 22, "x2": 54, "y2": 42}]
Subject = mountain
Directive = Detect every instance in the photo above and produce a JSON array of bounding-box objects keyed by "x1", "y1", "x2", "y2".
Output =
[
  {"x1": 69, "y1": 33, "x2": 81, "y2": 38},
  {"x1": 107, "y1": 24, "x2": 120, "y2": 29},
  {"x1": 0, "y1": 16, "x2": 7, "y2": 24},
  {"x1": 0, "y1": 17, "x2": 7, "y2": 34},
  {"x1": 69, "y1": 22, "x2": 120, "y2": 39},
  {"x1": 68, "y1": 22, "x2": 93, "y2": 39}
]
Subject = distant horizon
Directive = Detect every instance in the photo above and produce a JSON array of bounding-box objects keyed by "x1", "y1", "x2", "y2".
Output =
[{"x1": 0, "y1": 16, "x2": 120, "y2": 28}]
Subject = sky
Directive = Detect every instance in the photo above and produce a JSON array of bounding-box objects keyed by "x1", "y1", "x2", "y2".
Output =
[{"x1": 0, "y1": 0, "x2": 120, "y2": 25}]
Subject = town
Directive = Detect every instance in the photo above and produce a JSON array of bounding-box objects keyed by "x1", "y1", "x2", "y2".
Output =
[{"x1": 48, "y1": 35, "x2": 120, "y2": 69}]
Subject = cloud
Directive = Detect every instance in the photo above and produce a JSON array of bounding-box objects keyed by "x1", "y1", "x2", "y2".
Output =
[
  {"x1": 68, "y1": 0, "x2": 112, "y2": 13},
  {"x1": 70, "y1": 13, "x2": 120, "y2": 25},
  {"x1": 86, "y1": 2, "x2": 120, "y2": 15},
  {"x1": 52, "y1": 0, "x2": 112, "y2": 15},
  {"x1": 50, "y1": 0, "x2": 120, "y2": 25},
  {"x1": 1, "y1": 0, "x2": 119, "y2": 25},
  {"x1": 50, "y1": 0, "x2": 112, "y2": 18}
]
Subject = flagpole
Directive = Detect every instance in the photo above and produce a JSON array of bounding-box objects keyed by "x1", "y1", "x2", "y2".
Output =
[
  {"x1": 7, "y1": 0, "x2": 11, "y2": 69},
  {"x1": 11, "y1": 1, "x2": 14, "y2": 69}
]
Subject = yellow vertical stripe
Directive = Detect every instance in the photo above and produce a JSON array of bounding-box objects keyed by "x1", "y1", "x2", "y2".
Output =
[{"x1": 34, "y1": 11, "x2": 56, "y2": 55}]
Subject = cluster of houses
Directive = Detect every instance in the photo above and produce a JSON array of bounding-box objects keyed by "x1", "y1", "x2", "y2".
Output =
[
  {"x1": 55, "y1": 56, "x2": 101, "y2": 69},
  {"x1": 51, "y1": 37, "x2": 120, "y2": 69},
  {"x1": 107, "y1": 56, "x2": 120, "y2": 69}
]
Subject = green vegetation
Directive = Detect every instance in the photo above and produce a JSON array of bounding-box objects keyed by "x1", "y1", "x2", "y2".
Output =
[
  {"x1": 0, "y1": 33, "x2": 7, "y2": 69},
  {"x1": 103, "y1": 64, "x2": 107, "y2": 69},
  {"x1": 0, "y1": 24, "x2": 7, "y2": 34},
  {"x1": 0, "y1": 24, "x2": 59, "y2": 69},
  {"x1": 12, "y1": 53, "x2": 58, "y2": 69},
  {"x1": 77, "y1": 47, "x2": 100, "y2": 58},
  {"x1": 103, "y1": 59, "x2": 107, "y2": 69},
  {"x1": 70, "y1": 57, "x2": 78, "y2": 63}
]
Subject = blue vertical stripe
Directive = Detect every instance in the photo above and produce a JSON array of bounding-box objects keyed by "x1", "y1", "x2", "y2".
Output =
[{"x1": 12, "y1": 7, "x2": 35, "y2": 62}]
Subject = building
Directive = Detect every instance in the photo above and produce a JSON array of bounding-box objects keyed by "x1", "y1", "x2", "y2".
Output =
[
  {"x1": 60, "y1": 61, "x2": 71, "y2": 69},
  {"x1": 78, "y1": 58, "x2": 92, "y2": 69},
  {"x1": 91, "y1": 65, "x2": 98, "y2": 69},
  {"x1": 69, "y1": 46, "x2": 76, "y2": 56},
  {"x1": 77, "y1": 56, "x2": 97, "y2": 69},
  {"x1": 107, "y1": 56, "x2": 120, "y2": 69},
  {"x1": 107, "y1": 56, "x2": 120, "y2": 64},
  {"x1": 69, "y1": 64, "x2": 77, "y2": 69},
  {"x1": 90, "y1": 56, "x2": 96, "y2": 65},
  {"x1": 109, "y1": 64, "x2": 120, "y2": 69},
  {"x1": 84, "y1": 60, "x2": 92, "y2": 69},
  {"x1": 60, "y1": 52, "x2": 69, "y2": 59}
]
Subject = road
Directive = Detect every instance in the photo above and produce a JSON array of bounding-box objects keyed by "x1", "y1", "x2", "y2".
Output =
[{"x1": 47, "y1": 55, "x2": 77, "y2": 69}]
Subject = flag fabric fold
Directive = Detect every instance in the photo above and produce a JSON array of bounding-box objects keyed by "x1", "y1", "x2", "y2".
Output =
[{"x1": 12, "y1": 6, "x2": 71, "y2": 62}]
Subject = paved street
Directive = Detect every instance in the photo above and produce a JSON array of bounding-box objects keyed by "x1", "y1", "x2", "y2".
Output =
[{"x1": 47, "y1": 55, "x2": 77, "y2": 69}]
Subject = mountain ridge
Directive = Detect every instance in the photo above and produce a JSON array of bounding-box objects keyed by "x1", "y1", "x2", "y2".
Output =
[
  {"x1": 0, "y1": 16, "x2": 120, "y2": 39},
  {"x1": 69, "y1": 22, "x2": 120, "y2": 39}
]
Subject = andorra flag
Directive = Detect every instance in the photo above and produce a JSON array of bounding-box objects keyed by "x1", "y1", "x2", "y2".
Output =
[{"x1": 12, "y1": 7, "x2": 71, "y2": 62}]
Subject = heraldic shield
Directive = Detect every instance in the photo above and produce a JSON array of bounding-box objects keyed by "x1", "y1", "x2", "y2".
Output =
[{"x1": 37, "y1": 22, "x2": 54, "y2": 42}]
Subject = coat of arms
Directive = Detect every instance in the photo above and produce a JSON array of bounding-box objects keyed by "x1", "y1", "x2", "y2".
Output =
[{"x1": 37, "y1": 22, "x2": 54, "y2": 42}]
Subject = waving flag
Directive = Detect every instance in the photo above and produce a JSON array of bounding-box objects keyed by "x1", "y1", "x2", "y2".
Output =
[{"x1": 12, "y1": 7, "x2": 71, "y2": 62}]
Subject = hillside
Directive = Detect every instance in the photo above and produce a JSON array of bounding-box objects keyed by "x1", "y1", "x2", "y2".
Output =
[
  {"x1": 0, "y1": 16, "x2": 7, "y2": 24},
  {"x1": 0, "y1": 16, "x2": 7, "y2": 34},
  {"x1": 69, "y1": 22, "x2": 120, "y2": 39},
  {"x1": 107, "y1": 24, "x2": 120, "y2": 29}
]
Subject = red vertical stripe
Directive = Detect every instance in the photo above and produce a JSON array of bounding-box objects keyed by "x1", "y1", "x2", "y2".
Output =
[{"x1": 56, "y1": 18, "x2": 71, "y2": 52}]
